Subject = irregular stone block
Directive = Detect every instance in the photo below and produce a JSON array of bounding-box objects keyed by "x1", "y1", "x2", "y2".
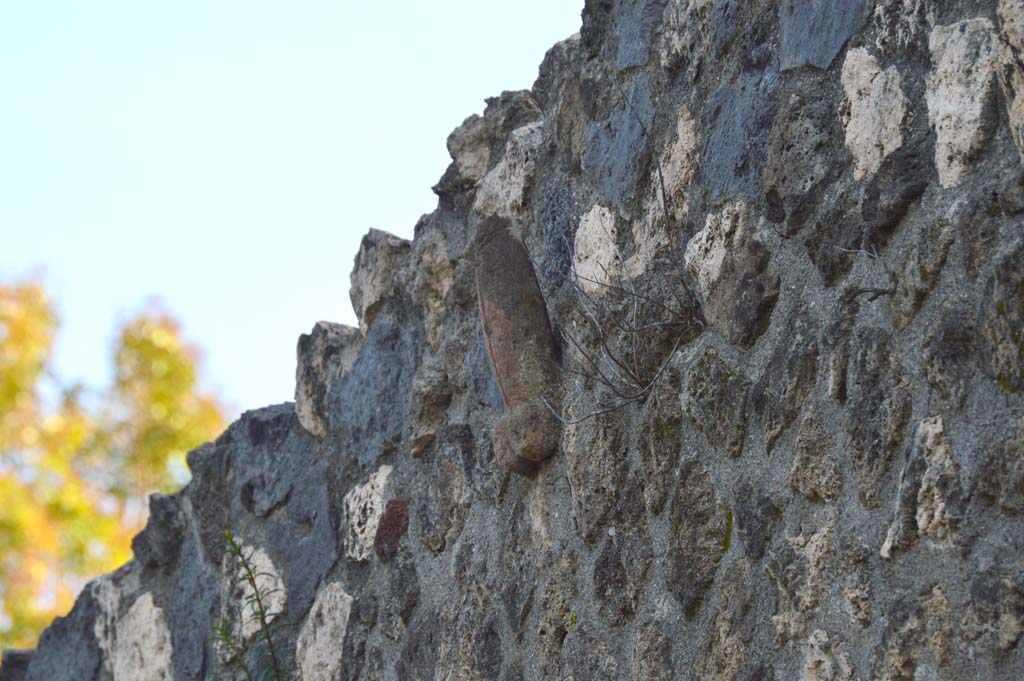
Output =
[
  {"x1": 733, "y1": 481, "x2": 781, "y2": 562},
  {"x1": 684, "y1": 202, "x2": 779, "y2": 348},
  {"x1": 583, "y1": 73, "x2": 654, "y2": 211},
  {"x1": 779, "y1": 0, "x2": 868, "y2": 71},
  {"x1": 926, "y1": 19, "x2": 999, "y2": 188},
  {"x1": 789, "y1": 412, "x2": 841, "y2": 502},
  {"x1": 999, "y1": 0, "x2": 1024, "y2": 164},
  {"x1": 0, "y1": 651, "x2": 33, "y2": 681},
  {"x1": 414, "y1": 425, "x2": 472, "y2": 554},
  {"x1": 861, "y1": 148, "x2": 929, "y2": 253},
  {"x1": 801, "y1": 630, "x2": 856, "y2": 681},
  {"x1": 887, "y1": 217, "x2": 955, "y2": 330},
  {"x1": 751, "y1": 310, "x2": 819, "y2": 450},
  {"x1": 682, "y1": 350, "x2": 751, "y2": 457},
  {"x1": 374, "y1": 498, "x2": 410, "y2": 563},
  {"x1": 349, "y1": 229, "x2": 411, "y2": 334},
  {"x1": 375, "y1": 557, "x2": 420, "y2": 641},
  {"x1": 638, "y1": 371, "x2": 682, "y2": 516},
  {"x1": 220, "y1": 541, "x2": 287, "y2": 643},
  {"x1": 342, "y1": 465, "x2": 392, "y2": 562},
  {"x1": 703, "y1": 70, "x2": 779, "y2": 202},
  {"x1": 564, "y1": 408, "x2": 630, "y2": 541},
  {"x1": 873, "y1": 0, "x2": 932, "y2": 55},
  {"x1": 875, "y1": 586, "x2": 955, "y2": 678},
  {"x1": 409, "y1": 358, "x2": 452, "y2": 457},
  {"x1": 294, "y1": 321, "x2": 362, "y2": 437},
  {"x1": 699, "y1": 561, "x2": 756, "y2": 681},
  {"x1": 973, "y1": 419, "x2": 1024, "y2": 516},
  {"x1": 962, "y1": 566, "x2": 1024, "y2": 651},
  {"x1": 880, "y1": 417, "x2": 963, "y2": 558},
  {"x1": 538, "y1": 555, "x2": 578, "y2": 668},
  {"x1": 977, "y1": 239, "x2": 1024, "y2": 393},
  {"x1": 574, "y1": 204, "x2": 623, "y2": 296},
  {"x1": 666, "y1": 461, "x2": 731, "y2": 618},
  {"x1": 614, "y1": 0, "x2": 665, "y2": 69},
  {"x1": 411, "y1": 231, "x2": 454, "y2": 351},
  {"x1": 473, "y1": 120, "x2": 544, "y2": 218},
  {"x1": 630, "y1": 620, "x2": 672, "y2": 681},
  {"x1": 767, "y1": 525, "x2": 832, "y2": 642},
  {"x1": 847, "y1": 328, "x2": 912, "y2": 508},
  {"x1": 131, "y1": 493, "x2": 189, "y2": 570},
  {"x1": 765, "y1": 90, "x2": 841, "y2": 231},
  {"x1": 840, "y1": 48, "x2": 907, "y2": 181},
  {"x1": 296, "y1": 582, "x2": 353, "y2": 681},
  {"x1": 107, "y1": 593, "x2": 173, "y2": 681}
]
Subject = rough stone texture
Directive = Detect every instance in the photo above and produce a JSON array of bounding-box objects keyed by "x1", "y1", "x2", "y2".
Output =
[
  {"x1": 779, "y1": 0, "x2": 868, "y2": 71},
  {"x1": 573, "y1": 204, "x2": 622, "y2": 295},
  {"x1": 295, "y1": 582, "x2": 353, "y2": 681},
  {"x1": 926, "y1": 18, "x2": 999, "y2": 188},
  {"x1": 11, "y1": 2, "x2": 1024, "y2": 681},
  {"x1": 840, "y1": 47, "x2": 907, "y2": 181},
  {"x1": 349, "y1": 229, "x2": 411, "y2": 334},
  {"x1": 295, "y1": 321, "x2": 362, "y2": 437}
]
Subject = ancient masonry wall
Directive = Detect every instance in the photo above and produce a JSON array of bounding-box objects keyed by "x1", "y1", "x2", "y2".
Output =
[{"x1": 3, "y1": 1, "x2": 1024, "y2": 679}]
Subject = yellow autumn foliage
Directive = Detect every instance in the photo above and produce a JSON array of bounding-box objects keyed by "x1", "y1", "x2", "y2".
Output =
[{"x1": 0, "y1": 281, "x2": 225, "y2": 648}]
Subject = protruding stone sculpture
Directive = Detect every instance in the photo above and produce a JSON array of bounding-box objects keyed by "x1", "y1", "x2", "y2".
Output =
[{"x1": 474, "y1": 216, "x2": 562, "y2": 476}]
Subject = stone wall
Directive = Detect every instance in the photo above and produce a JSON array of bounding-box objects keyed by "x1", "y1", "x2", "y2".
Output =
[{"x1": 3, "y1": 0, "x2": 1023, "y2": 679}]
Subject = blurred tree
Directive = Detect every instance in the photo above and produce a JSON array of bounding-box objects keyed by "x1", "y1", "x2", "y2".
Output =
[{"x1": 0, "y1": 282, "x2": 226, "y2": 648}]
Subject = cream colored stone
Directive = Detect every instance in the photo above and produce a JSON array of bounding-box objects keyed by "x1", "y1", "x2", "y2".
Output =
[
  {"x1": 915, "y1": 416, "x2": 958, "y2": 543},
  {"x1": 841, "y1": 48, "x2": 907, "y2": 180},
  {"x1": 473, "y1": 120, "x2": 544, "y2": 218},
  {"x1": 574, "y1": 204, "x2": 622, "y2": 296},
  {"x1": 683, "y1": 201, "x2": 750, "y2": 300},
  {"x1": 296, "y1": 582, "x2": 354, "y2": 681},
  {"x1": 349, "y1": 229, "x2": 412, "y2": 334},
  {"x1": 801, "y1": 630, "x2": 854, "y2": 681},
  {"x1": 342, "y1": 465, "x2": 393, "y2": 561},
  {"x1": 412, "y1": 231, "x2": 454, "y2": 351},
  {"x1": 999, "y1": 0, "x2": 1024, "y2": 162},
  {"x1": 109, "y1": 593, "x2": 173, "y2": 681},
  {"x1": 447, "y1": 114, "x2": 492, "y2": 182},
  {"x1": 926, "y1": 19, "x2": 999, "y2": 188},
  {"x1": 658, "y1": 0, "x2": 714, "y2": 69},
  {"x1": 227, "y1": 545, "x2": 287, "y2": 641}
]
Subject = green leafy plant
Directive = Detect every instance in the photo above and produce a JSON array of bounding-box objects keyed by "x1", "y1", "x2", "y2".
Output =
[{"x1": 210, "y1": 531, "x2": 290, "y2": 681}]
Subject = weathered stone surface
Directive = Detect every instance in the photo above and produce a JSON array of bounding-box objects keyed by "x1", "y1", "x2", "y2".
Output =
[
  {"x1": 564, "y1": 408, "x2": 630, "y2": 542},
  {"x1": 789, "y1": 412, "x2": 841, "y2": 502},
  {"x1": 1000, "y1": 0, "x2": 1024, "y2": 163},
  {"x1": 801, "y1": 630, "x2": 855, "y2": 681},
  {"x1": 765, "y1": 89, "x2": 842, "y2": 231},
  {"x1": 840, "y1": 48, "x2": 907, "y2": 181},
  {"x1": 974, "y1": 419, "x2": 1024, "y2": 516},
  {"x1": 767, "y1": 525, "x2": 832, "y2": 642},
  {"x1": 977, "y1": 239, "x2": 1024, "y2": 393},
  {"x1": 573, "y1": 204, "x2": 622, "y2": 295},
  {"x1": 629, "y1": 621, "x2": 671, "y2": 681},
  {"x1": 881, "y1": 417, "x2": 964, "y2": 558},
  {"x1": 16, "y1": 4, "x2": 1024, "y2": 681},
  {"x1": 700, "y1": 561, "x2": 756, "y2": 681},
  {"x1": 295, "y1": 582, "x2": 353, "y2": 681},
  {"x1": 875, "y1": 586, "x2": 955, "y2": 679},
  {"x1": 342, "y1": 465, "x2": 393, "y2": 562},
  {"x1": 962, "y1": 565, "x2": 1024, "y2": 652},
  {"x1": 847, "y1": 328, "x2": 912, "y2": 508},
  {"x1": 295, "y1": 321, "x2": 362, "y2": 437},
  {"x1": 751, "y1": 310, "x2": 819, "y2": 449},
  {"x1": 637, "y1": 371, "x2": 681, "y2": 515},
  {"x1": 926, "y1": 19, "x2": 999, "y2": 188},
  {"x1": 666, "y1": 461, "x2": 731, "y2": 618},
  {"x1": 888, "y1": 217, "x2": 955, "y2": 330},
  {"x1": 474, "y1": 120, "x2": 545, "y2": 218},
  {"x1": 349, "y1": 229, "x2": 411, "y2": 334},
  {"x1": 779, "y1": 0, "x2": 868, "y2": 70},
  {"x1": 682, "y1": 350, "x2": 751, "y2": 457},
  {"x1": 684, "y1": 202, "x2": 779, "y2": 347},
  {"x1": 583, "y1": 72, "x2": 654, "y2": 211},
  {"x1": 373, "y1": 498, "x2": 410, "y2": 562},
  {"x1": 538, "y1": 555, "x2": 578, "y2": 669}
]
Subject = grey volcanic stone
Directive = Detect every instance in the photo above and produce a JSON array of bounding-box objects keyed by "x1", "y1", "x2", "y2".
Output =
[{"x1": 779, "y1": 0, "x2": 868, "y2": 71}]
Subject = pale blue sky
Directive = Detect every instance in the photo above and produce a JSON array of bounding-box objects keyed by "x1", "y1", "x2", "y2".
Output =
[{"x1": 0, "y1": 1, "x2": 583, "y2": 415}]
